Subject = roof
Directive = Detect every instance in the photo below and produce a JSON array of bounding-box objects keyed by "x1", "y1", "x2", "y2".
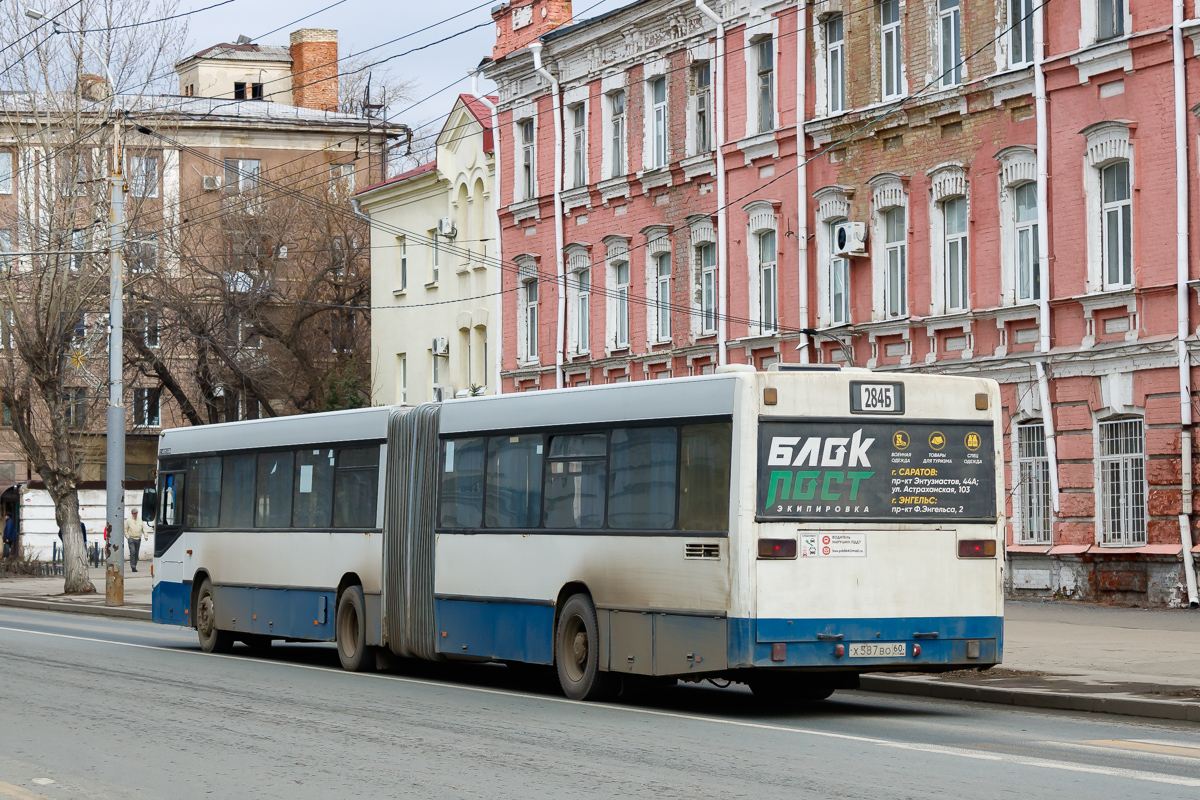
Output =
[
  {"x1": 356, "y1": 159, "x2": 438, "y2": 197},
  {"x1": 458, "y1": 93, "x2": 497, "y2": 153},
  {"x1": 177, "y1": 43, "x2": 293, "y2": 68},
  {"x1": 0, "y1": 92, "x2": 373, "y2": 126},
  {"x1": 540, "y1": 0, "x2": 637, "y2": 43}
]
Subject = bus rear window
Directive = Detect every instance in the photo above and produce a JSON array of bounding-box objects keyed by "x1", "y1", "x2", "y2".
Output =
[
  {"x1": 679, "y1": 423, "x2": 731, "y2": 531},
  {"x1": 440, "y1": 438, "x2": 484, "y2": 528}
]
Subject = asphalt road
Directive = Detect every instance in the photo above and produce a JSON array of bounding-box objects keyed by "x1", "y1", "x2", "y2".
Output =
[{"x1": 2, "y1": 608, "x2": 1199, "y2": 799}]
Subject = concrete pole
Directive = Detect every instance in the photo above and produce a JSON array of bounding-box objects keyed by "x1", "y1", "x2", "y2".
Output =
[{"x1": 104, "y1": 115, "x2": 126, "y2": 607}]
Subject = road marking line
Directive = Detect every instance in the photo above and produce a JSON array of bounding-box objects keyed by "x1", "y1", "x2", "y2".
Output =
[
  {"x1": 3, "y1": 624, "x2": 1200, "y2": 788},
  {"x1": 1085, "y1": 740, "x2": 1200, "y2": 759},
  {"x1": 0, "y1": 781, "x2": 53, "y2": 800}
]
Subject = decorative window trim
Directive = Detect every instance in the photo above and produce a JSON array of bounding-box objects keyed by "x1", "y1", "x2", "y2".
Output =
[
  {"x1": 813, "y1": 184, "x2": 854, "y2": 224},
  {"x1": 868, "y1": 172, "x2": 906, "y2": 212},
  {"x1": 868, "y1": 173, "x2": 908, "y2": 321},
  {"x1": 927, "y1": 162, "x2": 968, "y2": 203},
  {"x1": 996, "y1": 146, "x2": 1039, "y2": 307},
  {"x1": 643, "y1": 225, "x2": 672, "y2": 255},
  {"x1": 744, "y1": 200, "x2": 778, "y2": 235},
  {"x1": 687, "y1": 214, "x2": 715, "y2": 245},
  {"x1": 996, "y1": 145, "x2": 1037, "y2": 188},
  {"x1": 1082, "y1": 120, "x2": 1132, "y2": 169},
  {"x1": 1082, "y1": 121, "x2": 1134, "y2": 292}
]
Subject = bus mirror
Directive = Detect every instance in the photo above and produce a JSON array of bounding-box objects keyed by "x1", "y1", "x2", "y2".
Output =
[{"x1": 141, "y1": 488, "x2": 158, "y2": 522}]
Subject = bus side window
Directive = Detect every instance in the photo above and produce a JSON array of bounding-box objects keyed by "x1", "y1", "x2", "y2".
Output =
[
  {"x1": 679, "y1": 423, "x2": 732, "y2": 532},
  {"x1": 293, "y1": 449, "x2": 336, "y2": 528},
  {"x1": 185, "y1": 457, "x2": 222, "y2": 529},
  {"x1": 160, "y1": 473, "x2": 182, "y2": 527},
  {"x1": 220, "y1": 454, "x2": 256, "y2": 528},
  {"x1": 544, "y1": 434, "x2": 606, "y2": 529},
  {"x1": 608, "y1": 427, "x2": 678, "y2": 530},
  {"x1": 256, "y1": 451, "x2": 294, "y2": 527},
  {"x1": 333, "y1": 446, "x2": 379, "y2": 528},
  {"x1": 485, "y1": 435, "x2": 543, "y2": 528},
  {"x1": 439, "y1": 438, "x2": 485, "y2": 528}
]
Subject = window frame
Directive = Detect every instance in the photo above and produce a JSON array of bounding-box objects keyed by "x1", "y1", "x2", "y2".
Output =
[
  {"x1": 1010, "y1": 0, "x2": 1035, "y2": 67},
  {"x1": 650, "y1": 77, "x2": 668, "y2": 168},
  {"x1": 655, "y1": 251, "x2": 672, "y2": 342},
  {"x1": 694, "y1": 64, "x2": 711, "y2": 154},
  {"x1": 570, "y1": 103, "x2": 587, "y2": 189},
  {"x1": 1014, "y1": 181, "x2": 1040, "y2": 303},
  {"x1": 699, "y1": 242, "x2": 717, "y2": 335},
  {"x1": 609, "y1": 91, "x2": 626, "y2": 178},
  {"x1": 884, "y1": 206, "x2": 907, "y2": 318},
  {"x1": 614, "y1": 260, "x2": 630, "y2": 349},
  {"x1": 1098, "y1": 0, "x2": 1125, "y2": 41},
  {"x1": 938, "y1": 0, "x2": 962, "y2": 88},
  {"x1": 1016, "y1": 421, "x2": 1052, "y2": 544},
  {"x1": 942, "y1": 196, "x2": 969, "y2": 313},
  {"x1": 1101, "y1": 160, "x2": 1132, "y2": 290},
  {"x1": 758, "y1": 228, "x2": 778, "y2": 334},
  {"x1": 132, "y1": 386, "x2": 161, "y2": 428},
  {"x1": 575, "y1": 266, "x2": 590, "y2": 355},
  {"x1": 825, "y1": 15, "x2": 845, "y2": 114},
  {"x1": 880, "y1": 0, "x2": 903, "y2": 99},
  {"x1": 829, "y1": 223, "x2": 851, "y2": 325},
  {"x1": 1098, "y1": 418, "x2": 1146, "y2": 547},
  {"x1": 756, "y1": 38, "x2": 776, "y2": 133},
  {"x1": 524, "y1": 278, "x2": 539, "y2": 361}
]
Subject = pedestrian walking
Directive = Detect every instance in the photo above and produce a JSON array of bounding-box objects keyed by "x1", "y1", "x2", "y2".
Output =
[
  {"x1": 2, "y1": 512, "x2": 14, "y2": 559},
  {"x1": 125, "y1": 509, "x2": 146, "y2": 572}
]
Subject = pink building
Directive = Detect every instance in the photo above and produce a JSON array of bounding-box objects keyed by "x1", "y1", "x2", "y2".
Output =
[{"x1": 481, "y1": 0, "x2": 1200, "y2": 606}]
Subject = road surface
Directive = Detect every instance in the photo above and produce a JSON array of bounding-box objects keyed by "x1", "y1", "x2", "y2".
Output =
[{"x1": 1, "y1": 607, "x2": 1198, "y2": 799}]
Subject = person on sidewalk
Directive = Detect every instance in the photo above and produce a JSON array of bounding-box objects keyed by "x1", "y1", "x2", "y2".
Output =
[
  {"x1": 125, "y1": 509, "x2": 146, "y2": 572},
  {"x1": 2, "y1": 512, "x2": 14, "y2": 560}
]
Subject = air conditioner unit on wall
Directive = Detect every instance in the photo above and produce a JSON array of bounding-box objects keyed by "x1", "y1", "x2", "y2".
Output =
[
  {"x1": 201, "y1": 175, "x2": 220, "y2": 191},
  {"x1": 432, "y1": 385, "x2": 455, "y2": 402},
  {"x1": 833, "y1": 221, "x2": 868, "y2": 257},
  {"x1": 437, "y1": 217, "x2": 457, "y2": 238},
  {"x1": 432, "y1": 337, "x2": 450, "y2": 355}
]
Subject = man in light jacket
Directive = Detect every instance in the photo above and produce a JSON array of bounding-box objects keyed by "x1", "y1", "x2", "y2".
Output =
[{"x1": 125, "y1": 509, "x2": 146, "y2": 572}]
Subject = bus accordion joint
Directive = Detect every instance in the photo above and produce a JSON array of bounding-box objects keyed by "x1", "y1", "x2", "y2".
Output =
[
  {"x1": 758, "y1": 538, "x2": 797, "y2": 559},
  {"x1": 958, "y1": 539, "x2": 997, "y2": 558}
]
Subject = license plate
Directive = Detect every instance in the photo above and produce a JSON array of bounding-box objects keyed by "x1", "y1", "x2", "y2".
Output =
[
  {"x1": 849, "y1": 642, "x2": 907, "y2": 658},
  {"x1": 850, "y1": 381, "x2": 904, "y2": 414}
]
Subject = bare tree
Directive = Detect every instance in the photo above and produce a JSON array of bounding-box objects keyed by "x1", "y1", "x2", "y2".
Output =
[
  {"x1": 336, "y1": 54, "x2": 415, "y2": 117},
  {"x1": 126, "y1": 160, "x2": 370, "y2": 428},
  {"x1": 0, "y1": 0, "x2": 186, "y2": 593}
]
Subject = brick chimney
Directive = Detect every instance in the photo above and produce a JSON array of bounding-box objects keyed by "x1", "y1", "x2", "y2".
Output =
[
  {"x1": 492, "y1": 0, "x2": 572, "y2": 60},
  {"x1": 290, "y1": 28, "x2": 339, "y2": 112}
]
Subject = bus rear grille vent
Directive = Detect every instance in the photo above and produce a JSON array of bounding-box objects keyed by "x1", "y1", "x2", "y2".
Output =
[{"x1": 685, "y1": 543, "x2": 720, "y2": 560}]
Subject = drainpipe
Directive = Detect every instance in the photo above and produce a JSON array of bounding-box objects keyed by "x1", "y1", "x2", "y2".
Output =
[
  {"x1": 471, "y1": 70, "x2": 504, "y2": 396},
  {"x1": 1032, "y1": 0, "x2": 1060, "y2": 516},
  {"x1": 795, "y1": 2, "x2": 810, "y2": 363},
  {"x1": 695, "y1": 0, "x2": 728, "y2": 364},
  {"x1": 1172, "y1": 0, "x2": 1200, "y2": 607},
  {"x1": 529, "y1": 41, "x2": 566, "y2": 389}
]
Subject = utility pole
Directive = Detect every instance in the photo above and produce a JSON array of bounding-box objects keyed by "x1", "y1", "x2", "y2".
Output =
[{"x1": 105, "y1": 115, "x2": 125, "y2": 607}]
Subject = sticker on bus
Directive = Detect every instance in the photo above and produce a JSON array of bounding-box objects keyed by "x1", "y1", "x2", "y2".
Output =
[
  {"x1": 800, "y1": 533, "x2": 866, "y2": 557},
  {"x1": 757, "y1": 420, "x2": 996, "y2": 522}
]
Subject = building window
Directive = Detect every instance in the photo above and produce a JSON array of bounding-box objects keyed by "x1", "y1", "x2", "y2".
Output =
[
  {"x1": 758, "y1": 229, "x2": 778, "y2": 333},
  {"x1": 224, "y1": 158, "x2": 260, "y2": 195},
  {"x1": 396, "y1": 236, "x2": 407, "y2": 291},
  {"x1": 615, "y1": 260, "x2": 630, "y2": 348},
  {"x1": 398, "y1": 353, "x2": 407, "y2": 404},
  {"x1": 939, "y1": 0, "x2": 962, "y2": 87},
  {"x1": 1101, "y1": 161, "x2": 1132, "y2": 289},
  {"x1": 1014, "y1": 182, "x2": 1039, "y2": 302},
  {"x1": 826, "y1": 16, "x2": 845, "y2": 114},
  {"x1": 136, "y1": 311, "x2": 159, "y2": 349},
  {"x1": 69, "y1": 228, "x2": 87, "y2": 271},
  {"x1": 699, "y1": 243, "x2": 717, "y2": 334},
  {"x1": 520, "y1": 119, "x2": 535, "y2": 201},
  {"x1": 130, "y1": 235, "x2": 158, "y2": 274},
  {"x1": 1010, "y1": 0, "x2": 1035, "y2": 66},
  {"x1": 65, "y1": 387, "x2": 87, "y2": 429},
  {"x1": 0, "y1": 229, "x2": 12, "y2": 273},
  {"x1": 523, "y1": 278, "x2": 539, "y2": 360},
  {"x1": 880, "y1": 0, "x2": 902, "y2": 99},
  {"x1": 756, "y1": 38, "x2": 775, "y2": 133},
  {"x1": 609, "y1": 91, "x2": 626, "y2": 178},
  {"x1": 251, "y1": 82, "x2": 264, "y2": 100},
  {"x1": 651, "y1": 77, "x2": 668, "y2": 168},
  {"x1": 1099, "y1": 418, "x2": 1146, "y2": 546},
  {"x1": 128, "y1": 155, "x2": 158, "y2": 198},
  {"x1": 133, "y1": 387, "x2": 161, "y2": 428},
  {"x1": 233, "y1": 81, "x2": 246, "y2": 100},
  {"x1": 655, "y1": 252, "x2": 671, "y2": 341},
  {"x1": 575, "y1": 267, "x2": 590, "y2": 354},
  {"x1": 0, "y1": 151, "x2": 12, "y2": 195},
  {"x1": 1017, "y1": 422, "x2": 1052, "y2": 544},
  {"x1": 429, "y1": 230, "x2": 440, "y2": 284},
  {"x1": 829, "y1": 225, "x2": 850, "y2": 325},
  {"x1": 943, "y1": 197, "x2": 969, "y2": 312},
  {"x1": 330, "y1": 163, "x2": 355, "y2": 193},
  {"x1": 884, "y1": 206, "x2": 907, "y2": 317},
  {"x1": 1098, "y1": 0, "x2": 1124, "y2": 40},
  {"x1": 694, "y1": 64, "x2": 711, "y2": 153},
  {"x1": 570, "y1": 104, "x2": 586, "y2": 189}
]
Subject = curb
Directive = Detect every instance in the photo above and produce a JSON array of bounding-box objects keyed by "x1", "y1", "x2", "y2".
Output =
[
  {"x1": 0, "y1": 596, "x2": 152, "y2": 621},
  {"x1": 859, "y1": 674, "x2": 1200, "y2": 722}
]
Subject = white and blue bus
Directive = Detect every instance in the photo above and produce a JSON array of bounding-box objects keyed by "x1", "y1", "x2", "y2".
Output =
[{"x1": 149, "y1": 366, "x2": 1004, "y2": 701}]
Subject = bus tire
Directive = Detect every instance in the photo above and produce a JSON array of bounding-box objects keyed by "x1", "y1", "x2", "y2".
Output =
[
  {"x1": 195, "y1": 579, "x2": 234, "y2": 654},
  {"x1": 336, "y1": 585, "x2": 376, "y2": 672},
  {"x1": 555, "y1": 593, "x2": 613, "y2": 701}
]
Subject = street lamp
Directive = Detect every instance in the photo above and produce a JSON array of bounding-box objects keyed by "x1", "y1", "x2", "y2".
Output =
[{"x1": 27, "y1": 6, "x2": 127, "y2": 606}]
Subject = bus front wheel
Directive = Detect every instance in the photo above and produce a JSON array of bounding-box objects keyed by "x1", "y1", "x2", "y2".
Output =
[
  {"x1": 336, "y1": 585, "x2": 376, "y2": 672},
  {"x1": 195, "y1": 579, "x2": 234, "y2": 654},
  {"x1": 555, "y1": 593, "x2": 614, "y2": 701}
]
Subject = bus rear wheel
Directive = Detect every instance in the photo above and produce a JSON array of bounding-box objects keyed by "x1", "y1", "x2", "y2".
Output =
[
  {"x1": 195, "y1": 579, "x2": 233, "y2": 654},
  {"x1": 336, "y1": 585, "x2": 376, "y2": 672},
  {"x1": 555, "y1": 593, "x2": 614, "y2": 701}
]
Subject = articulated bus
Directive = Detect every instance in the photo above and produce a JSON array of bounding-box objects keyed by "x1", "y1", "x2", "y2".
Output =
[{"x1": 148, "y1": 366, "x2": 1004, "y2": 701}]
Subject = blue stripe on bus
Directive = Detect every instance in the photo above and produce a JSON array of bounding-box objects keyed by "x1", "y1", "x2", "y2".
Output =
[
  {"x1": 152, "y1": 581, "x2": 191, "y2": 625},
  {"x1": 730, "y1": 615, "x2": 1004, "y2": 668},
  {"x1": 434, "y1": 598, "x2": 555, "y2": 664}
]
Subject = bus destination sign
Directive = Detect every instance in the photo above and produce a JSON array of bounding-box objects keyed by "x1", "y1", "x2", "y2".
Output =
[{"x1": 756, "y1": 420, "x2": 996, "y2": 523}]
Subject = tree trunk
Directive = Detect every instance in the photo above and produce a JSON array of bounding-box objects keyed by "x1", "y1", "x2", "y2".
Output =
[{"x1": 55, "y1": 490, "x2": 94, "y2": 595}]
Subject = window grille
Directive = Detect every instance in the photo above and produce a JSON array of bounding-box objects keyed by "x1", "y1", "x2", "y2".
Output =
[
  {"x1": 1017, "y1": 423, "x2": 1051, "y2": 544},
  {"x1": 1099, "y1": 418, "x2": 1146, "y2": 546}
]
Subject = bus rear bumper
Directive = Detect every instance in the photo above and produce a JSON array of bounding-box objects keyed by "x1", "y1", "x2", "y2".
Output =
[{"x1": 731, "y1": 615, "x2": 1003, "y2": 670}]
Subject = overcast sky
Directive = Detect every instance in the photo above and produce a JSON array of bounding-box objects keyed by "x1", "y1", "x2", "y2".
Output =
[{"x1": 185, "y1": 0, "x2": 631, "y2": 132}]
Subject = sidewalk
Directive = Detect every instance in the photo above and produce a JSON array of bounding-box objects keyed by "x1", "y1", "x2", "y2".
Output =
[
  {"x1": 861, "y1": 600, "x2": 1200, "y2": 721},
  {"x1": 0, "y1": 563, "x2": 152, "y2": 619}
]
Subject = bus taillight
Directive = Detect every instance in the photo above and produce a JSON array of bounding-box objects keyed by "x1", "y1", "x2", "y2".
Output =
[
  {"x1": 758, "y1": 539, "x2": 797, "y2": 559},
  {"x1": 957, "y1": 539, "x2": 997, "y2": 558}
]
